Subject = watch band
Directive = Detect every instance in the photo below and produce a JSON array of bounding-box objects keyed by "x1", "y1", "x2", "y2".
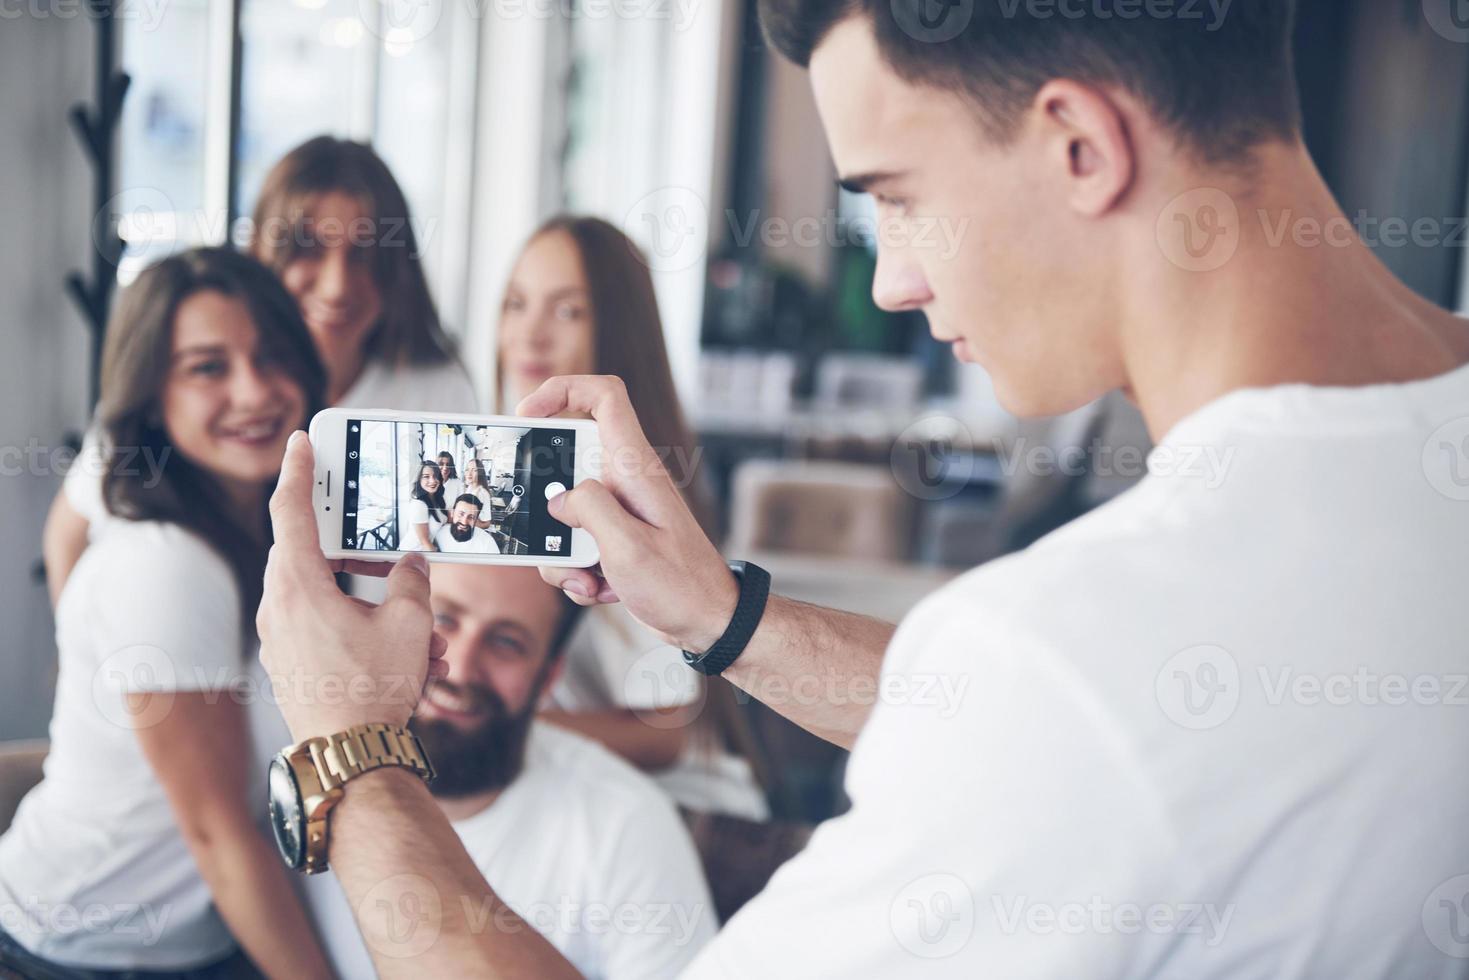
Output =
[
  {"x1": 309, "y1": 722, "x2": 437, "y2": 793},
  {"x1": 294, "y1": 723, "x2": 435, "y2": 874},
  {"x1": 682, "y1": 560, "x2": 771, "y2": 676}
]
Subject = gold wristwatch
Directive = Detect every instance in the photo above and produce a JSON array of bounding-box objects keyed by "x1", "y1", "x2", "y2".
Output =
[{"x1": 267, "y1": 723, "x2": 436, "y2": 874}]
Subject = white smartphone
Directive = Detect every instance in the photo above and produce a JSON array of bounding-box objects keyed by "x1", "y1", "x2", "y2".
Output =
[{"x1": 308, "y1": 407, "x2": 601, "y2": 567}]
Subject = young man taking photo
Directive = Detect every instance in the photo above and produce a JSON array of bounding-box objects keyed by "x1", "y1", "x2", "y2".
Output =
[{"x1": 256, "y1": 0, "x2": 1469, "y2": 975}]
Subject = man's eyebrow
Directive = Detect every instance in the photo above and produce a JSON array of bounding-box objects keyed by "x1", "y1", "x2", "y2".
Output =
[
  {"x1": 433, "y1": 593, "x2": 468, "y2": 615},
  {"x1": 489, "y1": 620, "x2": 538, "y2": 647},
  {"x1": 838, "y1": 170, "x2": 905, "y2": 195}
]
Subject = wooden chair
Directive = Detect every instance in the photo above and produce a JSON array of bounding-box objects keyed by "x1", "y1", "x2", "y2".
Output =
[
  {"x1": 679, "y1": 809, "x2": 814, "y2": 923},
  {"x1": 0, "y1": 739, "x2": 47, "y2": 834}
]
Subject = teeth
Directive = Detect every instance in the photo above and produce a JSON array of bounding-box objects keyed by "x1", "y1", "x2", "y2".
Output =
[
  {"x1": 427, "y1": 685, "x2": 479, "y2": 715},
  {"x1": 228, "y1": 420, "x2": 281, "y2": 440}
]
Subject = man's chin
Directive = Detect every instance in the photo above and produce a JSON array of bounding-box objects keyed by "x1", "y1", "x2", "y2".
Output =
[{"x1": 410, "y1": 715, "x2": 529, "y2": 799}]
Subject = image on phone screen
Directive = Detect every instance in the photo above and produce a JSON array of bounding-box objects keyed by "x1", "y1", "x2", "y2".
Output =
[{"x1": 339, "y1": 418, "x2": 577, "y2": 558}]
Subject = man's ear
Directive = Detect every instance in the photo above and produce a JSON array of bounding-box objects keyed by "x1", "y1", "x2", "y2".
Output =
[{"x1": 1033, "y1": 79, "x2": 1136, "y2": 218}]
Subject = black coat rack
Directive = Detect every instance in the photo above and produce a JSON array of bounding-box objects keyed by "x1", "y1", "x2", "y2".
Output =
[{"x1": 66, "y1": 0, "x2": 130, "y2": 411}]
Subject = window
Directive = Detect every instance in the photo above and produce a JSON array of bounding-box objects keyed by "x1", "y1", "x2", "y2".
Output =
[{"x1": 114, "y1": 0, "x2": 475, "y2": 329}]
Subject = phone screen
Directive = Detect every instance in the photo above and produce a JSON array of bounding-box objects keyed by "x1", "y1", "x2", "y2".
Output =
[{"x1": 339, "y1": 418, "x2": 578, "y2": 558}]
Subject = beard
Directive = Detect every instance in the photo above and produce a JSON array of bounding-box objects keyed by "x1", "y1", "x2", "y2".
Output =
[
  {"x1": 449, "y1": 521, "x2": 475, "y2": 542},
  {"x1": 410, "y1": 682, "x2": 534, "y2": 798}
]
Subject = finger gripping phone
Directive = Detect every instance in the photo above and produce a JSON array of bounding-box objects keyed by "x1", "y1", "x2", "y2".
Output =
[{"x1": 308, "y1": 408, "x2": 601, "y2": 567}]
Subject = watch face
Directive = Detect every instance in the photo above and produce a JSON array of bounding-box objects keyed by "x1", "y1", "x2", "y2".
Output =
[{"x1": 267, "y1": 754, "x2": 306, "y2": 870}]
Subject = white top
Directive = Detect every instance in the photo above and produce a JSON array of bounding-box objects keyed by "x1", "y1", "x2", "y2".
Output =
[
  {"x1": 399, "y1": 497, "x2": 445, "y2": 551},
  {"x1": 338, "y1": 355, "x2": 479, "y2": 415},
  {"x1": 303, "y1": 723, "x2": 716, "y2": 979},
  {"x1": 61, "y1": 429, "x2": 109, "y2": 528},
  {"x1": 431, "y1": 523, "x2": 501, "y2": 554},
  {"x1": 0, "y1": 521, "x2": 291, "y2": 971},
  {"x1": 685, "y1": 363, "x2": 1469, "y2": 978},
  {"x1": 550, "y1": 605, "x2": 769, "y2": 821},
  {"x1": 440, "y1": 476, "x2": 465, "y2": 504}
]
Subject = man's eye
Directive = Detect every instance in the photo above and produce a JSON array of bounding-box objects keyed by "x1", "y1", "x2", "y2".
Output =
[
  {"x1": 490, "y1": 634, "x2": 527, "y2": 656},
  {"x1": 877, "y1": 194, "x2": 910, "y2": 214}
]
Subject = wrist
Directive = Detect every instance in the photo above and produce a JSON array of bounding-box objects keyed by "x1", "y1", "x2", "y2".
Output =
[
  {"x1": 282, "y1": 710, "x2": 413, "y2": 746},
  {"x1": 680, "y1": 565, "x2": 741, "y2": 655},
  {"x1": 273, "y1": 668, "x2": 422, "y2": 741}
]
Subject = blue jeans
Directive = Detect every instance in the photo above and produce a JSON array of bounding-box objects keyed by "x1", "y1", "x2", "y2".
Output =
[{"x1": 0, "y1": 925, "x2": 254, "y2": 980}]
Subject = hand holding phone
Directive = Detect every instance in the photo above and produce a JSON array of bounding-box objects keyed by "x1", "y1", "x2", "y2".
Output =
[
  {"x1": 517, "y1": 376, "x2": 740, "y2": 655},
  {"x1": 308, "y1": 408, "x2": 601, "y2": 568}
]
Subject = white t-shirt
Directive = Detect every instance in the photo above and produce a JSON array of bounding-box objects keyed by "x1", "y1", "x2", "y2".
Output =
[
  {"x1": 338, "y1": 356, "x2": 479, "y2": 415},
  {"x1": 432, "y1": 523, "x2": 501, "y2": 554},
  {"x1": 60, "y1": 429, "x2": 110, "y2": 529},
  {"x1": 686, "y1": 363, "x2": 1469, "y2": 978},
  {"x1": 400, "y1": 497, "x2": 445, "y2": 551},
  {"x1": 303, "y1": 723, "x2": 716, "y2": 979},
  {"x1": 0, "y1": 521, "x2": 291, "y2": 971},
  {"x1": 440, "y1": 476, "x2": 466, "y2": 504},
  {"x1": 550, "y1": 606, "x2": 769, "y2": 821}
]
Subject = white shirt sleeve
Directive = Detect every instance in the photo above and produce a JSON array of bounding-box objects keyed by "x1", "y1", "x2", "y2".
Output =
[
  {"x1": 680, "y1": 595, "x2": 1182, "y2": 979},
  {"x1": 87, "y1": 523, "x2": 246, "y2": 693},
  {"x1": 63, "y1": 428, "x2": 108, "y2": 525}
]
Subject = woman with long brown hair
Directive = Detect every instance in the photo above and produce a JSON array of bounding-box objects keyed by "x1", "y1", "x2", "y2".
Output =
[
  {"x1": 44, "y1": 136, "x2": 477, "y2": 600},
  {"x1": 497, "y1": 215, "x2": 769, "y2": 820},
  {"x1": 0, "y1": 248, "x2": 332, "y2": 977}
]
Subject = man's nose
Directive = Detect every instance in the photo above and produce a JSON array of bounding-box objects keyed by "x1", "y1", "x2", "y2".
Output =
[{"x1": 871, "y1": 249, "x2": 934, "y2": 313}]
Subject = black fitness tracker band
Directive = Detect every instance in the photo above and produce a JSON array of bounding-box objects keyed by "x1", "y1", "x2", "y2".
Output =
[{"x1": 682, "y1": 560, "x2": 771, "y2": 676}]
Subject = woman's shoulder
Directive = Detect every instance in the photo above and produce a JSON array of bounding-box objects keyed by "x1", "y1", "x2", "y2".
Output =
[{"x1": 81, "y1": 520, "x2": 238, "y2": 600}]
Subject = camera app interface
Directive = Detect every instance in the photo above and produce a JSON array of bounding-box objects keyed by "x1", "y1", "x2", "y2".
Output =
[{"x1": 340, "y1": 419, "x2": 576, "y2": 558}]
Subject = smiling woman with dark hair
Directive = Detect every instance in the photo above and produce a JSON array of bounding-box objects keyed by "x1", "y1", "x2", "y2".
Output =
[
  {"x1": 43, "y1": 136, "x2": 479, "y2": 606},
  {"x1": 0, "y1": 248, "x2": 333, "y2": 979}
]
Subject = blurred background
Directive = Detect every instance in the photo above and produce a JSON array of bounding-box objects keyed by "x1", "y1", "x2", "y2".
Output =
[{"x1": 4, "y1": 0, "x2": 1469, "y2": 819}]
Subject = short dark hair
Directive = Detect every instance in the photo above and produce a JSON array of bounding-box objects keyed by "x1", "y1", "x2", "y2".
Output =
[
  {"x1": 452, "y1": 493, "x2": 483, "y2": 512},
  {"x1": 759, "y1": 0, "x2": 1301, "y2": 165}
]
